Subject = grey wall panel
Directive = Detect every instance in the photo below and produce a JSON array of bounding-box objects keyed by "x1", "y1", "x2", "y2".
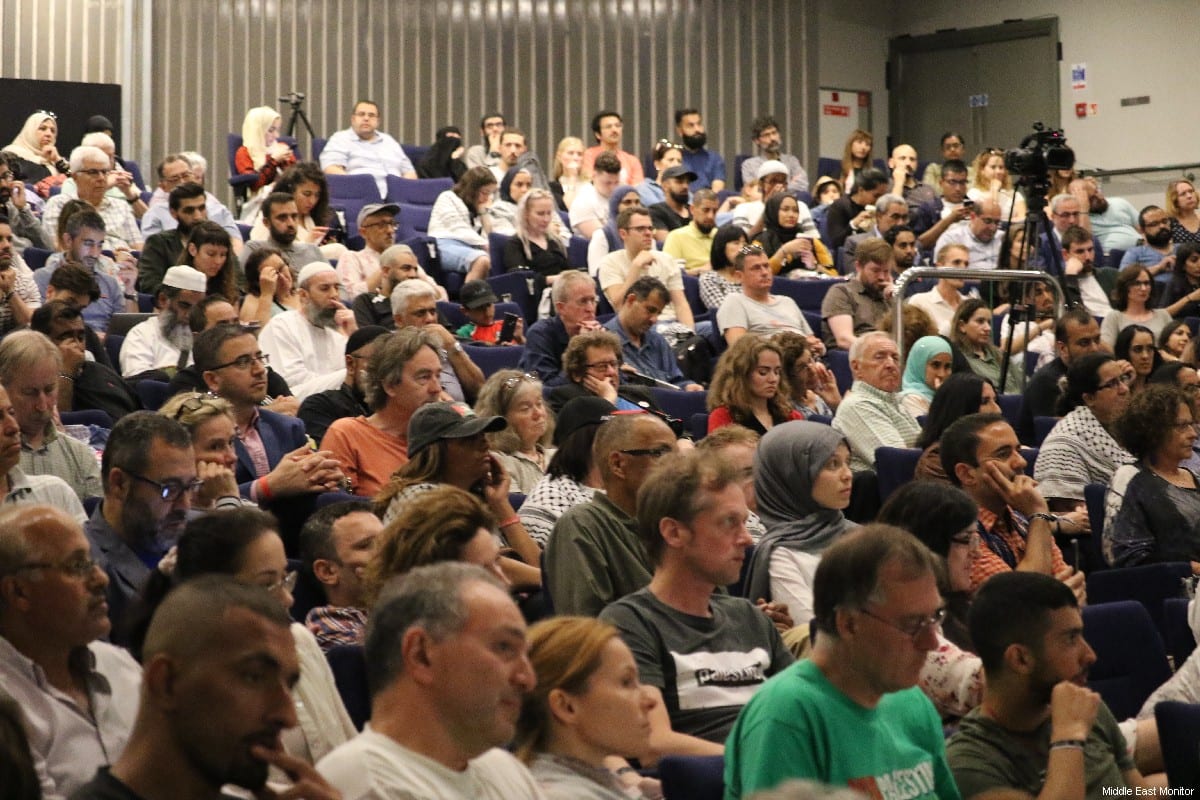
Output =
[{"x1": 5, "y1": 0, "x2": 817, "y2": 207}]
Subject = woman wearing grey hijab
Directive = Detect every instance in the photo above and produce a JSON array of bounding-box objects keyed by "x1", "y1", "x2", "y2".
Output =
[{"x1": 744, "y1": 421, "x2": 856, "y2": 622}]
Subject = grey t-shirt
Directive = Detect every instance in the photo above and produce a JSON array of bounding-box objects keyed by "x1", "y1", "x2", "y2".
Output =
[
  {"x1": 599, "y1": 588, "x2": 794, "y2": 743},
  {"x1": 946, "y1": 702, "x2": 1132, "y2": 798},
  {"x1": 716, "y1": 293, "x2": 812, "y2": 338}
]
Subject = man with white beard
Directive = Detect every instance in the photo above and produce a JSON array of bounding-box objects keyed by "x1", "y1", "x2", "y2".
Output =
[
  {"x1": 258, "y1": 262, "x2": 360, "y2": 400},
  {"x1": 118, "y1": 265, "x2": 207, "y2": 379}
]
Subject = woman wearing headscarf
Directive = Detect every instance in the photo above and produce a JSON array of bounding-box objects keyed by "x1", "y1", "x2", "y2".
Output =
[
  {"x1": 754, "y1": 193, "x2": 834, "y2": 277},
  {"x1": 415, "y1": 125, "x2": 467, "y2": 180},
  {"x1": 744, "y1": 421, "x2": 857, "y2": 623},
  {"x1": 898, "y1": 335, "x2": 953, "y2": 418},
  {"x1": 3, "y1": 111, "x2": 69, "y2": 194},
  {"x1": 234, "y1": 105, "x2": 296, "y2": 191}
]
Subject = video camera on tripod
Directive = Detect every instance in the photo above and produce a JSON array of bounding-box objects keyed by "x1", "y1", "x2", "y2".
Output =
[{"x1": 1004, "y1": 123, "x2": 1075, "y2": 212}]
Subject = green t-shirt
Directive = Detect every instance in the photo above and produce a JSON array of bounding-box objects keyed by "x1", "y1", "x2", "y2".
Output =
[
  {"x1": 946, "y1": 701, "x2": 1132, "y2": 798},
  {"x1": 724, "y1": 658, "x2": 960, "y2": 800}
]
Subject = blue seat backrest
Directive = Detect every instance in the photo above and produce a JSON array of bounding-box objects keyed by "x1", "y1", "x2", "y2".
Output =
[
  {"x1": 874, "y1": 447, "x2": 922, "y2": 504},
  {"x1": 386, "y1": 175, "x2": 452, "y2": 206},
  {"x1": 325, "y1": 645, "x2": 370, "y2": 730},
  {"x1": 1155, "y1": 701, "x2": 1200, "y2": 789},
  {"x1": 1082, "y1": 600, "x2": 1172, "y2": 720},
  {"x1": 659, "y1": 755, "x2": 725, "y2": 800}
]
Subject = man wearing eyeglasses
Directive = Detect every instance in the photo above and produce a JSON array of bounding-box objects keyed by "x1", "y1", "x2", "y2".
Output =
[
  {"x1": 913, "y1": 159, "x2": 973, "y2": 251},
  {"x1": 0, "y1": 152, "x2": 52, "y2": 252},
  {"x1": 726, "y1": 525, "x2": 959, "y2": 798},
  {"x1": 337, "y1": 202, "x2": 402, "y2": 300},
  {"x1": 86, "y1": 412, "x2": 198, "y2": 634},
  {"x1": 841, "y1": 193, "x2": 911, "y2": 272},
  {"x1": 545, "y1": 412, "x2": 677, "y2": 616},
  {"x1": 932, "y1": 197, "x2": 1005, "y2": 270},
  {"x1": 351, "y1": 243, "x2": 445, "y2": 329},
  {"x1": 601, "y1": 450, "x2": 793, "y2": 754},
  {"x1": 141, "y1": 153, "x2": 243, "y2": 254},
  {"x1": 1038, "y1": 194, "x2": 1106, "y2": 281},
  {"x1": 195, "y1": 325, "x2": 346, "y2": 504},
  {"x1": 42, "y1": 146, "x2": 143, "y2": 254},
  {"x1": 319, "y1": 100, "x2": 417, "y2": 196},
  {"x1": 0, "y1": 504, "x2": 142, "y2": 799},
  {"x1": 947, "y1": 572, "x2": 1159, "y2": 796}
]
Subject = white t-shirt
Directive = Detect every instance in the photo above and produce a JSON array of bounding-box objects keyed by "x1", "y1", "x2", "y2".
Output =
[
  {"x1": 568, "y1": 183, "x2": 609, "y2": 236},
  {"x1": 317, "y1": 729, "x2": 545, "y2": 800}
]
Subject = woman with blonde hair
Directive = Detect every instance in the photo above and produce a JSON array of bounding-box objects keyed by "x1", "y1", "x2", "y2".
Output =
[
  {"x1": 1166, "y1": 178, "x2": 1200, "y2": 244},
  {"x1": 234, "y1": 105, "x2": 296, "y2": 190},
  {"x1": 502, "y1": 187, "x2": 571, "y2": 287},
  {"x1": 707, "y1": 334, "x2": 803, "y2": 435},
  {"x1": 2, "y1": 110, "x2": 69, "y2": 190},
  {"x1": 968, "y1": 148, "x2": 1026, "y2": 224},
  {"x1": 515, "y1": 616, "x2": 658, "y2": 799},
  {"x1": 362, "y1": 484, "x2": 508, "y2": 607},
  {"x1": 474, "y1": 369, "x2": 556, "y2": 493},
  {"x1": 158, "y1": 392, "x2": 246, "y2": 510},
  {"x1": 550, "y1": 136, "x2": 586, "y2": 211},
  {"x1": 839, "y1": 128, "x2": 873, "y2": 191}
]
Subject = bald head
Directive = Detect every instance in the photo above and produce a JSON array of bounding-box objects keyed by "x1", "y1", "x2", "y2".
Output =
[
  {"x1": 0, "y1": 505, "x2": 82, "y2": 611},
  {"x1": 592, "y1": 413, "x2": 675, "y2": 482},
  {"x1": 970, "y1": 198, "x2": 1003, "y2": 242}
]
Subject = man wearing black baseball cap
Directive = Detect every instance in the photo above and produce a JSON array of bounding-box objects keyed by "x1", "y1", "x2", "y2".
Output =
[{"x1": 649, "y1": 164, "x2": 698, "y2": 239}]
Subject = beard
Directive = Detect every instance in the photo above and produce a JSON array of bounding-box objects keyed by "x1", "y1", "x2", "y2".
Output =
[
  {"x1": 695, "y1": 220, "x2": 715, "y2": 234},
  {"x1": 159, "y1": 313, "x2": 194, "y2": 352},
  {"x1": 1146, "y1": 228, "x2": 1172, "y2": 248},
  {"x1": 271, "y1": 228, "x2": 297, "y2": 246},
  {"x1": 305, "y1": 302, "x2": 339, "y2": 329},
  {"x1": 1089, "y1": 195, "x2": 1109, "y2": 215},
  {"x1": 681, "y1": 132, "x2": 707, "y2": 150},
  {"x1": 763, "y1": 142, "x2": 781, "y2": 158},
  {"x1": 670, "y1": 189, "x2": 690, "y2": 205}
]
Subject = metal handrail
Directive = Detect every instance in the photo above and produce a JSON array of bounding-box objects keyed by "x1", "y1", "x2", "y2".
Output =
[
  {"x1": 891, "y1": 268, "x2": 1065, "y2": 389},
  {"x1": 1080, "y1": 163, "x2": 1200, "y2": 180}
]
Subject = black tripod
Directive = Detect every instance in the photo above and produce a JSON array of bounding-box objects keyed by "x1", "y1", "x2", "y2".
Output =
[
  {"x1": 280, "y1": 92, "x2": 314, "y2": 141},
  {"x1": 996, "y1": 175, "x2": 1054, "y2": 392}
]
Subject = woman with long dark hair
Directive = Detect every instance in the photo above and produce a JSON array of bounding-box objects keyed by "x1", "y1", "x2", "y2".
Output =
[
  {"x1": 428, "y1": 165, "x2": 497, "y2": 282},
  {"x1": 913, "y1": 372, "x2": 1001, "y2": 482},
  {"x1": 177, "y1": 220, "x2": 238, "y2": 303}
]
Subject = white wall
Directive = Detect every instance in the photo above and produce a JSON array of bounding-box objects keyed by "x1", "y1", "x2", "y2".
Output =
[
  {"x1": 891, "y1": 0, "x2": 1200, "y2": 177},
  {"x1": 817, "y1": 0, "x2": 893, "y2": 159}
]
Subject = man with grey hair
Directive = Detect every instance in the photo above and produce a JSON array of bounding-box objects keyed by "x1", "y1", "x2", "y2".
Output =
[
  {"x1": 840, "y1": 193, "x2": 910, "y2": 272},
  {"x1": 41, "y1": 146, "x2": 143, "y2": 252},
  {"x1": 259, "y1": 261, "x2": 359, "y2": 400},
  {"x1": 317, "y1": 562, "x2": 543, "y2": 797},
  {"x1": 118, "y1": 265, "x2": 208, "y2": 379},
  {"x1": 140, "y1": 151, "x2": 243, "y2": 253},
  {"x1": 725, "y1": 525, "x2": 957, "y2": 797},
  {"x1": 832, "y1": 330, "x2": 920, "y2": 472},
  {"x1": 0, "y1": 331, "x2": 101, "y2": 500},
  {"x1": 72, "y1": 575, "x2": 340, "y2": 800},
  {"x1": 519, "y1": 269, "x2": 602, "y2": 386},
  {"x1": 351, "y1": 242, "x2": 444, "y2": 329},
  {"x1": 0, "y1": 504, "x2": 142, "y2": 799},
  {"x1": 391, "y1": 278, "x2": 483, "y2": 403},
  {"x1": 59, "y1": 132, "x2": 147, "y2": 220},
  {"x1": 321, "y1": 327, "x2": 445, "y2": 496}
]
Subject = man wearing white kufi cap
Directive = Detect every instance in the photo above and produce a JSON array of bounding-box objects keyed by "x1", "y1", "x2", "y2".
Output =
[
  {"x1": 118, "y1": 265, "x2": 206, "y2": 379},
  {"x1": 258, "y1": 261, "x2": 359, "y2": 400}
]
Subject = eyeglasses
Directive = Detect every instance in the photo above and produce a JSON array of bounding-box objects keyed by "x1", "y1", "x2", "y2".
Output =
[
  {"x1": 1096, "y1": 372, "x2": 1135, "y2": 392},
  {"x1": 739, "y1": 244, "x2": 765, "y2": 256},
  {"x1": 585, "y1": 359, "x2": 621, "y2": 372},
  {"x1": 943, "y1": 178, "x2": 968, "y2": 186},
  {"x1": 18, "y1": 555, "x2": 100, "y2": 580},
  {"x1": 261, "y1": 571, "x2": 298, "y2": 595},
  {"x1": 210, "y1": 352, "x2": 270, "y2": 371},
  {"x1": 35, "y1": 110, "x2": 57, "y2": 120},
  {"x1": 171, "y1": 395, "x2": 217, "y2": 420},
  {"x1": 126, "y1": 470, "x2": 204, "y2": 502},
  {"x1": 162, "y1": 171, "x2": 195, "y2": 186},
  {"x1": 977, "y1": 217, "x2": 1002, "y2": 226},
  {"x1": 361, "y1": 220, "x2": 398, "y2": 230},
  {"x1": 502, "y1": 372, "x2": 539, "y2": 391},
  {"x1": 619, "y1": 445, "x2": 673, "y2": 459},
  {"x1": 858, "y1": 605, "x2": 947, "y2": 641},
  {"x1": 75, "y1": 168, "x2": 111, "y2": 178}
]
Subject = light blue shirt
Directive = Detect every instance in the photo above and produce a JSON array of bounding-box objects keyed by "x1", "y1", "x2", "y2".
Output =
[
  {"x1": 35, "y1": 254, "x2": 126, "y2": 332},
  {"x1": 140, "y1": 192, "x2": 242, "y2": 242},
  {"x1": 318, "y1": 128, "x2": 414, "y2": 195}
]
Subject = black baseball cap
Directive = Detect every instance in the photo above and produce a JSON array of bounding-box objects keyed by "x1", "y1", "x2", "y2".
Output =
[{"x1": 407, "y1": 401, "x2": 507, "y2": 457}]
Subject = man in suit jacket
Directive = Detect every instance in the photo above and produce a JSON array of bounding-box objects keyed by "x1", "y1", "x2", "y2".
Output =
[
  {"x1": 1037, "y1": 194, "x2": 1105, "y2": 278},
  {"x1": 193, "y1": 325, "x2": 348, "y2": 504}
]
